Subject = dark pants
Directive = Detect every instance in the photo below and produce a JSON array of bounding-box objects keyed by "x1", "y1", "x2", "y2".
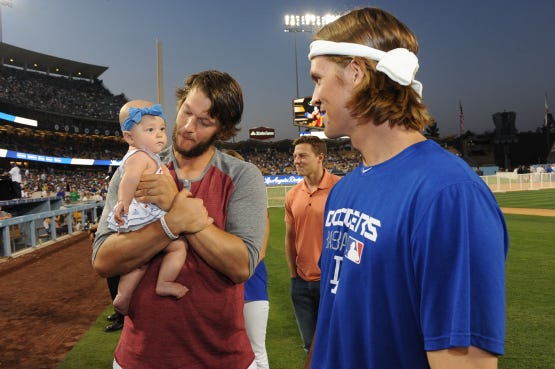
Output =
[
  {"x1": 11, "y1": 181, "x2": 21, "y2": 199},
  {"x1": 106, "y1": 275, "x2": 123, "y2": 329},
  {"x1": 290, "y1": 277, "x2": 320, "y2": 353},
  {"x1": 107, "y1": 275, "x2": 120, "y2": 301}
]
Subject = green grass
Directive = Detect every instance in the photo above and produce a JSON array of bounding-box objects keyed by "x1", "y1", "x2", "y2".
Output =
[
  {"x1": 57, "y1": 308, "x2": 122, "y2": 369},
  {"x1": 499, "y1": 214, "x2": 555, "y2": 369},
  {"x1": 265, "y1": 207, "x2": 307, "y2": 368},
  {"x1": 267, "y1": 185, "x2": 294, "y2": 208},
  {"x1": 58, "y1": 194, "x2": 555, "y2": 369},
  {"x1": 494, "y1": 188, "x2": 555, "y2": 209}
]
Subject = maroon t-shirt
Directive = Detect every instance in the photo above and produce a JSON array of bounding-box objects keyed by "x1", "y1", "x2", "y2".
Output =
[{"x1": 114, "y1": 163, "x2": 254, "y2": 369}]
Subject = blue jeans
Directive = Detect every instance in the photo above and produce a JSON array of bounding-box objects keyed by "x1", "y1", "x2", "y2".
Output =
[{"x1": 290, "y1": 277, "x2": 320, "y2": 353}]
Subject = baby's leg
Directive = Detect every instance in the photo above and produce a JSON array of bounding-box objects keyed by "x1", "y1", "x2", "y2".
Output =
[
  {"x1": 156, "y1": 238, "x2": 188, "y2": 298},
  {"x1": 113, "y1": 265, "x2": 148, "y2": 315}
]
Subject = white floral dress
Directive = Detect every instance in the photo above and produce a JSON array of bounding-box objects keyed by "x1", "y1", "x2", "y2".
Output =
[{"x1": 107, "y1": 149, "x2": 166, "y2": 232}]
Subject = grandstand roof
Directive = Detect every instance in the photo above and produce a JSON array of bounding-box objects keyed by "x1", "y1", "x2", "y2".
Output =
[{"x1": 0, "y1": 42, "x2": 108, "y2": 81}]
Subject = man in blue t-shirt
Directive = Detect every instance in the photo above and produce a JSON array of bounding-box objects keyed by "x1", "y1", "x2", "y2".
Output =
[{"x1": 304, "y1": 7, "x2": 508, "y2": 369}]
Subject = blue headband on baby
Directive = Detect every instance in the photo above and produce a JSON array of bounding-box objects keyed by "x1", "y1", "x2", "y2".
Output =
[{"x1": 121, "y1": 104, "x2": 165, "y2": 131}]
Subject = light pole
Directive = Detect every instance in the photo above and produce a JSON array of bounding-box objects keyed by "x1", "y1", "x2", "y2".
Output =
[
  {"x1": 283, "y1": 13, "x2": 338, "y2": 98},
  {"x1": 0, "y1": 1, "x2": 13, "y2": 43}
]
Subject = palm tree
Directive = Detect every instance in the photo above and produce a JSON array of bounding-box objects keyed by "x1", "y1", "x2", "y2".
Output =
[{"x1": 424, "y1": 120, "x2": 440, "y2": 138}]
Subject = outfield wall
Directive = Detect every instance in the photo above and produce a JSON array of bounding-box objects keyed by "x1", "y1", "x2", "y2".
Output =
[
  {"x1": 267, "y1": 173, "x2": 555, "y2": 208},
  {"x1": 482, "y1": 172, "x2": 555, "y2": 192}
]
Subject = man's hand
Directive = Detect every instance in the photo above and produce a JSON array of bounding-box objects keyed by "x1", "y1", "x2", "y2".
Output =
[
  {"x1": 165, "y1": 190, "x2": 213, "y2": 235},
  {"x1": 135, "y1": 165, "x2": 178, "y2": 211}
]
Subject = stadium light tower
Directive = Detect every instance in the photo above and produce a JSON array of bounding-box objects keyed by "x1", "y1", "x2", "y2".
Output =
[
  {"x1": 0, "y1": 0, "x2": 14, "y2": 43},
  {"x1": 283, "y1": 13, "x2": 338, "y2": 98}
]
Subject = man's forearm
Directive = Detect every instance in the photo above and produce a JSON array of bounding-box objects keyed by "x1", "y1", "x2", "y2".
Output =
[
  {"x1": 285, "y1": 251, "x2": 298, "y2": 278},
  {"x1": 186, "y1": 224, "x2": 250, "y2": 284},
  {"x1": 93, "y1": 220, "x2": 171, "y2": 277},
  {"x1": 284, "y1": 224, "x2": 298, "y2": 277},
  {"x1": 285, "y1": 237, "x2": 298, "y2": 278}
]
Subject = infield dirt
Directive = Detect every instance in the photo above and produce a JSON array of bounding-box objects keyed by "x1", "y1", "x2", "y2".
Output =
[{"x1": 0, "y1": 233, "x2": 110, "y2": 369}]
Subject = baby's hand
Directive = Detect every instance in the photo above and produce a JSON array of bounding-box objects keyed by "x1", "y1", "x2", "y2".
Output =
[{"x1": 113, "y1": 201, "x2": 128, "y2": 225}]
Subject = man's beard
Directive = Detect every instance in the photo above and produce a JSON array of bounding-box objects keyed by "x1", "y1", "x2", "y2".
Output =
[{"x1": 172, "y1": 130, "x2": 218, "y2": 159}]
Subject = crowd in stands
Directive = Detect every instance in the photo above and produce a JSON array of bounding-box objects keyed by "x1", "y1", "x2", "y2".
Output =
[
  {"x1": 1, "y1": 144, "x2": 359, "y2": 196},
  {"x1": 1, "y1": 167, "x2": 111, "y2": 203},
  {"x1": 0, "y1": 64, "x2": 362, "y2": 178},
  {"x1": 514, "y1": 164, "x2": 554, "y2": 174},
  {"x1": 0, "y1": 65, "x2": 126, "y2": 120},
  {"x1": 0, "y1": 128, "x2": 360, "y2": 176},
  {"x1": 0, "y1": 125, "x2": 127, "y2": 160},
  {"x1": 242, "y1": 148, "x2": 360, "y2": 175}
]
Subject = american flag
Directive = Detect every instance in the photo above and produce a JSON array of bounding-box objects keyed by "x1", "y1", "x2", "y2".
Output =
[{"x1": 459, "y1": 100, "x2": 464, "y2": 135}]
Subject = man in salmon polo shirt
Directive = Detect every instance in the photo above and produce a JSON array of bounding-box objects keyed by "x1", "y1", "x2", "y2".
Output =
[{"x1": 284, "y1": 135, "x2": 341, "y2": 354}]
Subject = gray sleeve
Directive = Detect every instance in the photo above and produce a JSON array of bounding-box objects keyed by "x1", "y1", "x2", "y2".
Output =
[
  {"x1": 226, "y1": 162, "x2": 267, "y2": 277},
  {"x1": 91, "y1": 169, "x2": 121, "y2": 263}
]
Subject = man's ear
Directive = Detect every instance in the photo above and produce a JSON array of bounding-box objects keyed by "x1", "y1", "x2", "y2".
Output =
[{"x1": 348, "y1": 58, "x2": 365, "y2": 85}]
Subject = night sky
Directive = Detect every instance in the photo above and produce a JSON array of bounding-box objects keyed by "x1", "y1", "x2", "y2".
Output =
[{"x1": 2, "y1": 0, "x2": 554, "y2": 140}]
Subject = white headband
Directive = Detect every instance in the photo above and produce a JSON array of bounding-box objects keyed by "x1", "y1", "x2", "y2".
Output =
[{"x1": 308, "y1": 40, "x2": 423, "y2": 97}]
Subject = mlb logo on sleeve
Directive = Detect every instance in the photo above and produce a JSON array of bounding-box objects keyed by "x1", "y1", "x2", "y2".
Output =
[{"x1": 344, "y1": 236, "x2": 364, "y2": 264}]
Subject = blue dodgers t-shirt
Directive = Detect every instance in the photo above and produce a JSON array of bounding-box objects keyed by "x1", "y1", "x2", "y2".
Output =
[{"x1": 311, "y1": 140, "x2": 508, "y2": 369}]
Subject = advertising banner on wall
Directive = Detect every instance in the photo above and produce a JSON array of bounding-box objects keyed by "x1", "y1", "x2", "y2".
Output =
[
  {"x1": 249, "y1": 126, "x2": 275, "y2": 140},
  {"x1": 263, "y1": 175, "x2": 303, "y2": 186}
]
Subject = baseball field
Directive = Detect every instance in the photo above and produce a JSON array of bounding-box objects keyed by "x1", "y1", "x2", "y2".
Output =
[{"x1": 1, "y1": 189, "x2": 553, "y2": 369}]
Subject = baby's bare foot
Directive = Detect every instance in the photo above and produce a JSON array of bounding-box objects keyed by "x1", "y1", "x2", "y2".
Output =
[
  {"x1": 156, "y1": 282, "x2": 189, "y2": 299},
  {"x1": 113, "y1": 293, "x2": 130, "y2": 315}
]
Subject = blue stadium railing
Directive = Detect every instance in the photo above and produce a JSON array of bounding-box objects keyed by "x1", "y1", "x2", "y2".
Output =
[{"x1": 0, "y1": 200, "x2": 104, "y2": 257}]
